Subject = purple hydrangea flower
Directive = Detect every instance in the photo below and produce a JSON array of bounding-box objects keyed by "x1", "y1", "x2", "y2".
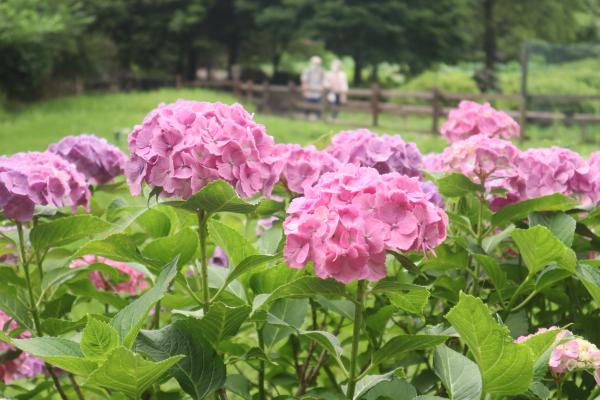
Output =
[
  {"x1": 48, "y1": 134, "x2": 127, "y2": 185},
  {"x1": 275, "y1": 144, "x2": 341, "y2": 194}
]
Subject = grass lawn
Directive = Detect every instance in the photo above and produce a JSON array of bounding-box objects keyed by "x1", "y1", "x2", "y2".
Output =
[{"x1": 1, "y1": 87, "x2": 598, "y2": 155}]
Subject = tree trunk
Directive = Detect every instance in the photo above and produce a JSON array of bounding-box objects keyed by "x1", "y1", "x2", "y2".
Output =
[
  {"x1": 353, "y1": 55, "x2": 363, "y2": 86},
  {"x1": 483, "y1": 0, "x2": 496, "y2": 70},
  {"x1": 369, "y1": 64, "x2": 379, "y2": 83},
  {"x1": 185, "y1": 48, "x2": 197, "y2": 81},
  {"x1": 272, "y1": 53, "x2": 281, "y2": 76}
]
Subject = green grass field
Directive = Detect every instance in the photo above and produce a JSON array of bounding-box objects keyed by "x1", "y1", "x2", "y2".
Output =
[{"x1": 0, "y1": 87, "x2": 597, "y2": 155}]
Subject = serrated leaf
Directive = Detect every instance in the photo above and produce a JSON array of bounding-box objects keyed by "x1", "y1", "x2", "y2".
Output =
[
  {"x1": 143, "y1": 227, "x2": 198, "y2": 267},
  {"x1": 30, "y1": 215, "x2": 113, "y2": 252},
  {"x1": 207, "y1": 219, "x2": 257, "y2": 267},
  {"x1": 437, "y1": 173, "x2": 483, "y2": 197},
  {"x1": 512, "y1": 226, "x2": 576, "y2": 276},
  {"x1": 85, "y1": 346, "x2": 183, "y2": 398},
  {"x1": 492, "y1": 194, "x2": 577, "y2": 227},
  {"x1": 0, "y1": 291, "x2": 33, "y2": 330},
  {"x1": 445, "y1": 292, "x2": 534, "y2": 396},
  {"x1": 362, "y1": 378, "x2": 417, "y2": 400},
  {"x1": 136, "y1": 319, "x2": 226, "y2": 399},
  {"x1": 195, "y1": 302, "x2": 251, "y2": 347},
  {"x1": 11, "y1": 337, "x2": 97, "y2": 375},
  {"x1": 474, "y1": 254, "x2": 506, "y2": 293},
  {"x1": 373, "y1": 334, "x2": 448, "y2": 366},
  {"x1": 433, "y1": 345, "x2": 482, "y2": 400},
  {"x1": 74, "y1": 233, "x2": 158, "y2": 270},
  {"x1": 170, "y1": 179, "x2": 258, "y2": 214},
  {"x1": 577, "y1": 263, "x2": 600, "y2": 305},
  {"x1": 371, "y1": 280, "x2": 430, "y2": 315},
  {"x1": 111, "y1": 257, "x2": 179, "y2": 348},
  {"x1": 535, "y1": 265, "x2": 571, "y2": 292},
  {"x1": 528, "y1": 211, "x2": 576, "y2": 246},
  {"x1": 262, "y1": 299, "x2": 308, "y2": 348},
  {"x1": 41, "y1": 316, "x2": 87, "y2": 336},
  {"x1": 81, "y1": 317, "x2": 119, "y2": 361}
]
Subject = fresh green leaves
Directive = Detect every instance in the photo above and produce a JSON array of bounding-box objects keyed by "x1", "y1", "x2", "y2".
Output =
[
  {"x1": 81, "y1": 318, "x2": 119, "y2": 361},
  {"x1": 11, "y1": 337, "x2": 98, "y2": 375},
  {"x1": 512, "y1": 226, "x2": 576, "y2": 276},
  {"x1": 168, "y1": 179, "x2": 258, "y2": 214},
  {"x1": 137, "y1": 319, "x2": 226, "y2": 400},
  {"x1": 492, "y1": 194, "x2": 577, "y2": 227},
  {"x1": 371, "y1": 280, "x2": 431, "y2": 315},
  {"x1": 30, "y1": 215, "x2": 113, "y2": 253},
  {"x1": 436, "y1": 173, "x2": 483, "y2": 198},
  {"x1": 373, "y1": 335, "x2": 449, "y2": 366},
  {"x1": 445, "y1": 293, "x2": 534, "y2": 397},
  {"x1": 433, "y1": 345, "x2": 482, "y2": 400},
  {"x1": 111, "y1": 257, "x2": 179, "y2": 347}
]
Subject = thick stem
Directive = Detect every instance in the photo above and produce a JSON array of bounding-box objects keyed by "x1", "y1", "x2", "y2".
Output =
[
  {"x1": 197, "y1": 210, "x2": 210, "y2": 312},
  {"x1": 68, "y1": 373, "x2": 86, "y2": 400},
  {"x1": 347, "y1": 280, "x2": 366, "y2": 399},
  {"x1": 16, "y1": 222, "x2": 68, "y2": 400},
  {"x1": 257, "y1": 325, "x2": 266, "y2": 399}
]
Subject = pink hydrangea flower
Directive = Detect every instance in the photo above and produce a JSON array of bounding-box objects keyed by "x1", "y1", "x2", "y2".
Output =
[
  {"x1": 421, "y1": 153, "x2": 445, "y2": 173},
  {"x1": 499, "y1": 147, "x2": 595, "y2": 206},
  {"x1": 325, "y1": 129, "x2": 423, "y2": 178},
  {"x1": 515, "y1": 327, "x2": 600, "y2": 385},
  {"x1": 0, "y1": 152, "x2": 90, "y2": 221},
  {"x1": 276, "y1": 144, "x2": 340, "y2": 194},
  {"x1": 126, "y1": 100, "x2": 284, "y2": 199},
  {"x1": 0, "y1": 311, "x2": 45, "y2": 383},
  {"x1": 437, "y1": 135, "x2": 519, "y2": 186},
  {"x1": 441, "y1": 100, "x2": 520, "y2": 143},
  {"x1": 48, "y1": 134, "x2": 127, "y2": 185},
  {"x1": 70, "y1": 255, "x2": 148, "y2": 295},
  {"x1": 283, "y1": 164, "x2": 447, "y2": 283}
]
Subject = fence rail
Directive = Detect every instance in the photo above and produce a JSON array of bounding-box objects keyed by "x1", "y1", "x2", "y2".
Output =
[{"x1": 82, "y1": 76, "x2": 600, "y2": 140}]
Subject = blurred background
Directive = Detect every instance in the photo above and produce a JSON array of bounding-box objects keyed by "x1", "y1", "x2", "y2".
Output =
[{"x1": 1, "y1": 0, "x2": 599, "y2": 154}]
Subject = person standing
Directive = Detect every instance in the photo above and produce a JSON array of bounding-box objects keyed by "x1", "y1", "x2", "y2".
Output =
[
  {"x1": 324, "y1": 59, "x2": 348, "y2": 120},
  {"x1": 301, "y1": 56, "x2": 324, "y2": 119}
]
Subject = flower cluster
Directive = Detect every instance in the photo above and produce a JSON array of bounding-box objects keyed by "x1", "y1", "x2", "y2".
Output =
[
  {"x1": 515, "y1": 327, "x2": 600, "y2": 384},
  {"x1": 441, "y1": 100, "x2": 520, "y2": 143},
  {"x1": 434, "y1": 135, "x2": 519, "y2": 185},
  {"x1": 325, "y1": 129, "x2": 423, "y2": 177},
  {"x1": 70, "y1": 255, "x2": 148, "y2": 295},
  {"x1": 126, "y1": 100, "x2": 283, "y2": 199},
  {"x1": 48, "y1": 134, "x2": 127, "y2": 185},
  {"x1": 276, "y1": 144, "x2": 340, "y2": 194},
  {"x1": 283, "y1": 165, "x2": 447, "y2": 283},
  {"x1": 0, "y1": 152, "x2": 90, "y2": 221},
  {"x1": 0, "y1": 311, "x2": 44, "y2": 383}
]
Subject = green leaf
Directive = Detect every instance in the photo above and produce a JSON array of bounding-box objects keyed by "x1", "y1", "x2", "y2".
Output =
[
  {"x1": 512, "y1": 226, "x2": 576, "y2": 276},
  {"x1": 111, "y1": 257, "x2": 179, "y2": 348},
  {"x1": 68, "y1": 280, "x2": 128, "y2": 309},
  {"x1": 129, "y1": 208, "x2": 171, "y2": 238},
  {"x1": 373, "y1": 335, "x2": 448, "y2": 366},
  {"x1": 41, "y1": 317, "x2": 87, "y2": 336},
  {"x1": 41, "y1": 294, "x2": 76, "y2": 319},
  {"x1": 207, "y1": 219, "x2": 257, "y2": 267},
  {"x1": 143, "y1": 228, "x2": 198, "y2": 267},
  {"x1": 445, "y1": 292, "x2": 534, "y2": 396},
  {"x1": 362, "y1": 379, "x2": 418, "y2": 400},
  {"x1": 348, "y1": 369, "x2": 398, "y2": 400},
  {"x1": 136, "y1": 319, "x2": 226, "y2": 400},
  {"x1": 212, "y1": 255, "x2": 279, "y2": 302},
  {"x1": 195, "y1": 302, "x2": 251, "y2": 347},
  {"x1": 492, "y1": 194, "x2": 577, "y2": 227},
  {"x1": 81, "y1": 317, "x2": 119, "y2": 361},
  {"x1": 252, "y1": 277, "x2": 347, "y2": 313},
  {"x1": 30, "y1": 215, "x2": 113, "y2": 252},
  {"x1": 577, "y1": 263, "x2": 600, "y2": 305},
  {"x1": 528, "y1": 211, "x2": 576, "y2": 246},
  {"x1": 262, "y1": 299, "x2": 308, "y2": 348},
  {"x1": 85, "y1": 346, "x2": 183, "y2": 398},
  {"x1": 481, "y1": 225, "x2": 514, "y2": 254},
  {"x1": 371, "y1": 280, "x2": 430, "y2": 315},
  {"x1": 74, "y1": 233, "x2": 157, "y2": 269},
  {"x1": 535, "y1": 265, "x2": 572, "y2": 292},
  {"x1": 0, "y1": 291, "x2": 33, "y2": 330},
  {"x1": 169, "y1": 179, "x2": 258, "y2": 214},
  {"x1": 433, "y1": 345, "x2": 482, "y2": 400},
  {"x1": 436, "y1": 173, "x2": 483, "y2": 198},
  {"x1": 12, "y1": 337, "x2": 97, "y2": 376},
  {"x1": 474, "y1": 254, "x2": 506, "y2": 293}
]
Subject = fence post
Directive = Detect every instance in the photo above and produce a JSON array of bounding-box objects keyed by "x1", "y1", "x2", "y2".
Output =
[
  {"x1": 262, "y1": 81, "x2": 271, "y2": 112},
  {"x1": 431, "y1": 88, "x2": 441, "y2": 134},
  {"x1": 371, "y1": 84, "x2": 380, "y2": 127},
  {"x1": 233, "y1": 78, "x2": 242, "y2": 98},
  {"x1": 246, "y1": 80, "x2": 254, "y2": 104}
]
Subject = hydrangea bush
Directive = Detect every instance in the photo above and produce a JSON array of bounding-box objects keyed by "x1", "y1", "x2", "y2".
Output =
[{"x1": 1, "y1": 100, "x2": 600, "y2": 399}]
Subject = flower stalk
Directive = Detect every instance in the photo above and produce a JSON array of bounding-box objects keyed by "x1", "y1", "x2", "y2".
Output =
[{"x1": 347, "y1": 280, "x2": 367, "y2": 399}]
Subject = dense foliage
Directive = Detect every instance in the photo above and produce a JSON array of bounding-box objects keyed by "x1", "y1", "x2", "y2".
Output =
[{"x1": 1, "y1": 100, "x2": 600, "y2": 400}]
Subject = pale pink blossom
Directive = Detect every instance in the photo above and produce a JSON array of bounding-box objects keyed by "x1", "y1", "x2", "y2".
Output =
[{"x1": 0, "y1": 311, "x2": 44, "y2": 383}]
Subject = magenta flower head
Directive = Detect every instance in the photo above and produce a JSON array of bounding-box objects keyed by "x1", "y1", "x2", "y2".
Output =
[
  {"x1": 438, "y1": 135, "x2": 519, "y2": 185},
  {"x1": 126, "y1": 100, "x2": 283, "y2": 199},
  {"x1": 0, "y1": 311, "x2": 45, "y2": 383},
  {"x1": 276, "y1": 144, "x2": 341, "y2": 194},
  {"x1": 325, "y1": 129, "x2": 423, "y2": 178},
  {"x1": 505, "y1": 147, "x2": 592, "y2": 204},
  {"x1": 0, "y1": 152, "x2": 90, "y2": 221},
  {"x1": 441, "y1": 100, "x2": 520, "y2": 143},
  {"x1": 70, "y1": 255, "x2": 149, "y2": 295},
  {"x1": 283, "y1": 164, "x2": 447, "y2": 284},
  {"x1": 48, "y1": 134, "x2": 127, "y2": 185}
]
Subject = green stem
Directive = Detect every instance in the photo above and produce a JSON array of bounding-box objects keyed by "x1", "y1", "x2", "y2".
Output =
[
  {"x1": 505, "y1": 275, "x2": 532, "y2": 314},
  {"x1": 197, "y1": 210, "x2": 210, "y2": 312},
  {"x1": 347, "y1": 280, "x2": 366, "y2": 399},
  {"x1": 257, "y1": 325, "x2": 266, "y2": 399},
  {"x1": 16, "y1": 222, "x2": 68, "y2": 400}
]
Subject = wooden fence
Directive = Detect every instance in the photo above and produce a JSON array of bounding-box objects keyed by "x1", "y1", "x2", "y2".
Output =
[{"x1": 187, "y1": 79, "x2": 600, "y2": 141}]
